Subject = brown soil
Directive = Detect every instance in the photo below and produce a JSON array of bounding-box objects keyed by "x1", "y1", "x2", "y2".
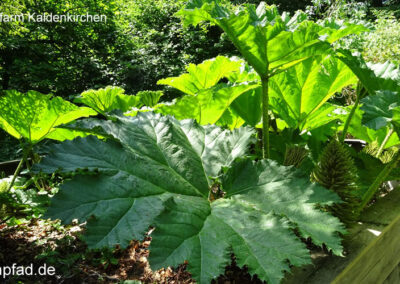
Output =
[{"x1": 0, "y1": 219, "x2": 264, "y2": 283}]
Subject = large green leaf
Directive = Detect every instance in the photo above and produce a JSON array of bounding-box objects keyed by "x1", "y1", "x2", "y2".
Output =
[
  {"x1": 226, "y1": 55, "x2": 354, "y2": 130},
  {"x1": 336, "y1": 51, "x2": 400, "y2": 95},
  {"x1": 157, "y1": 83, "x2": 259, "y2": 125},
  {"x1": 35, "y1": 113, "x2": 344, "y2": 284},
  {"x1": 75, "y1": 86, "x2": 141, "y2": 115},
  {"x1": 150, "y1": 159, "x2": 344, "y2": 284},
  {"x1": 345, "y1": 106, "x2": 399, "y2": 148},
  {"x1": 178, "y1": 1, "x2": 362, "y2": 77},
  {"x1": 360, "y1": 90, "x2": 400, "y2": 130},
  {"x1": 157, "y1": 56, "x2": 259, "y2": 125},
  {"x1": 159, "y1": 53, "x2": 355, "y2": 130},
  {"x1": 150, "y1": 195, "x2": 309, "y2": 284},
  {"x1": 367, "y1": 61, "x2": 400, "y2": 93},
  {"x1": 35, "y1": 113, "x2": 254, "y2": 247},
  {"x1": 337, "y1": 53, "x2": 400, "y2": 144},
  {"x1": 301, "y1": 103, "x2": 348, "y2": 131},
  {"x1": 352, "y1": 150, "x2": 400, "y2": 196},
  {"x1": 221, "y1": 159, "x2": 345, "y2": 253},
  {"x1": 318, "y1": 18, "x2": 369, "y2": 44},
  {"x1": 0, "y1": 90, "x2": 97, "y2": 143},
  {"x1": 216, "y1": 108, "x2": 246, "y2": 129},
  {"x1": 229, "y1": 87, "x2": 263, "y2": 127},
  {"x1": 158, "y1": 56, "x2": 242, "y2": 95},
  {"x1": 135, "y1": 90, "x2": 164, "y2": 107},
  {"x1": 269, "y1": 55, "x2": 357, "y2": 130}
]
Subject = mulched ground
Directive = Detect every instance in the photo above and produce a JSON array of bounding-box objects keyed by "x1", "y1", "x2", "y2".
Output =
[{"x1": 0, "y1": 219, "x2": 264, "y2": 283}]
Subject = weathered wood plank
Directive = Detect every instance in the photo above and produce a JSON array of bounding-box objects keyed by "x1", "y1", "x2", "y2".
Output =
[
  {"x1": 282, "y1": 189, "x2": 400, "y2": 284},
  {"x1": 383, "y1": 264, "x2": 400, "y2": 284},
  {"x1": 332, "y1": 214, "x2": 400, "y2": 284}
]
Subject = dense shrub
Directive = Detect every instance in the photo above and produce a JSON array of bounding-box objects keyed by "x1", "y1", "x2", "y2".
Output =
[
  {"x1": 362, "y1": 11, "x2": 400, "y2": 63},
  {"x1": 119, "y1": 0, "x2": 236, "y2": 99},
  {"x1": 0, "y1": 0, "x2": 316, "y2": 99},
  {"x1": 0, "y1": 0, "x2": 132, "y2": 97},
  {"x1": 307, "y1": 1, "x2": 400, "y2": 64},
  {"x1": 0, "y1": 0, "x2": 238, "y2": 98}
]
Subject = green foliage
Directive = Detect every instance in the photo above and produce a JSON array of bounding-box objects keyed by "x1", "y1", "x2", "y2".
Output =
[
  {"x1": 307, "y1": 0, "x2": 370, "y2": 21},
  {"x1": 178, "y1": 1, "x2": 337, "y2": 77},
  {"x1": 179, "y1": 0, "x2": 367, "y2": 74},
  {"x1": 34, "y1": 112, "x2": 344, "y2": 284},
  {"x1": 158, "y1": 51, "x2": 356, "y2": 134},
  {"x1": 0, "y1": 176, "x2": 53, "y2": 225},
  {"x1": 0, "y1": 90, "x2": 97, "y2": 143},
  {"x1": 336, "y1": 51, "x2": 400, "y2": 146},
  {"x1": 363, "y1": 140, "x2": 398, "y2": 163},
  {"x1": 356, "y1": 73, "x2": 400, "y2": 210},
  {"x1": 361, "y1": 90, "x2": 400, "y2": 130},
  {"x1": 283, "y1": 145, "x2": 309, "y2": 168},
  {"x1": 75, "y1": 87, "x2": 164, "y2": 119},
  {"x1": 352, "y1": 146, "x2": 400, "y2": 195},
  {"x1": 235, "y1": 0, "x2": 313, "y2": 14},
  {"x1": 363, "y1": 13, "x2": 400, "y2": 63},
  {"x1": 0, "y1": 0, "x2": 234, "y2": 98},
  {"x1": 269, "y1": 55, "x2": 357, "y2": 130},
  {"x1": 136, "y1": 90, "x2": 164, "y2": 107},
  {"x1": 0, "y1": 180, "x2": 8, "y2": 218},
  {"x1": 335, "y1": 51, "x2": 400, "y2": 95},
  {"x1": 356, "y1": 147, "x2": 400, "y2": 211},
  {"x1": 178, "y1": 0, "x2": 366, "y2": 158},
  {"x1": 228, "y1": 87, "x2": 263, "y2": 127},
  {"x1": 367, "y1": 61, "x2": 400, "y2": 92},
  {"x1": 74, "y1": 87, "x2": 140, "y2": 116},
  {"x1": 4, "y1": 0, "x2": 400, "y2": 282},
  {"x1": 346, "y1": 106, "x2": 399, "y2": 149},
  {"x1": 267, "y1": 0, "x2": 312, "y2": 13},
  {"x1": 312, "y1": 140, "x2": 360, "y2": 223},
  {"x1": 158, "y1": 83, "x2": 259, "y2": 125},
  {"x1": 0, "y1": 0, "x2": 131, "y2": 96},
  {"x1": 157, "y1": 56, "x2": 260, "y2": 125},
  {"x1": 329, "y1": 6, "x2": 400, "y2": 64},
  {"x1": 117, "y1": 0, "x2": 236, "y2": 98},
  {"x1": 158, "y1": 56, "x2": 242, "y2": 95}
]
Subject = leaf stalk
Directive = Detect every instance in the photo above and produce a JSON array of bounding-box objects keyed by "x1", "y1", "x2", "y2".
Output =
[
  {"x1": 261, "y1": 77, "x2": 270, "y2": 159},
  {"x1": 6, "y1": 144, "x2": 32, "y2": 192},
  {"x1": 376, "y1": 128, "x2": 394, "y2": 158},
  {"x1": 340, "y1": 82, "x2": 363, "y2": 143},
  {"x1": 6, "y1": 159, "x2": 24, "y2": 192},
  {"x1": 358, "y1": 125, "x2": 400, "y2": 212}
]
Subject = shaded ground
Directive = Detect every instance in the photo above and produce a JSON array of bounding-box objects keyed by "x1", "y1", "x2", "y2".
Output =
[
  {"x1": 0, "y1": 219, "x2": 263, "y2": 283},
  {"x1": 3, "y1": 190, "x2": 398, "y2": 283}
]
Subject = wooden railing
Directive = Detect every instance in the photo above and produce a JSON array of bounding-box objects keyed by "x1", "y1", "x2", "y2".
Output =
[{"x1": 333, "y1": 215, "x2": 400, "y2": 284}]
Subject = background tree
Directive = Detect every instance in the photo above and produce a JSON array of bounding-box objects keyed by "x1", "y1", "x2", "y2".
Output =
[{"x1": 0, "y1": 0, "x2": 131, "y2": 96}]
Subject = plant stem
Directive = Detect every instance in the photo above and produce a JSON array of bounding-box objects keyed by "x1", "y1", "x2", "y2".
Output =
[
  {"x1": 358, "y1": 149, "x2": 400, "y2": 212},
  {"x1": 358, "y1": 126, "x2": 400, "y2": 213},
  {"x1": 6, "y1": 145, "x2": 31, "y2": 192},
  {"x1": 376, "y1": 128, "x2": 394, "y2": 158},
  {"x1": 7, "y1": 157, "x2": 25, "y2": 192},
  {"x1": 261, "y1": 77, "x2": 270, "y2": 159},
  {"x1": 340, "y1": 82, "x2": 362, "y2": 143}
]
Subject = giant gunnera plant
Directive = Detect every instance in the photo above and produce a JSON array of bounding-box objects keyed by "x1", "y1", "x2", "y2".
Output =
[{"x1": 35, "y1": 113, "x2": 345, "y2": 284}]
